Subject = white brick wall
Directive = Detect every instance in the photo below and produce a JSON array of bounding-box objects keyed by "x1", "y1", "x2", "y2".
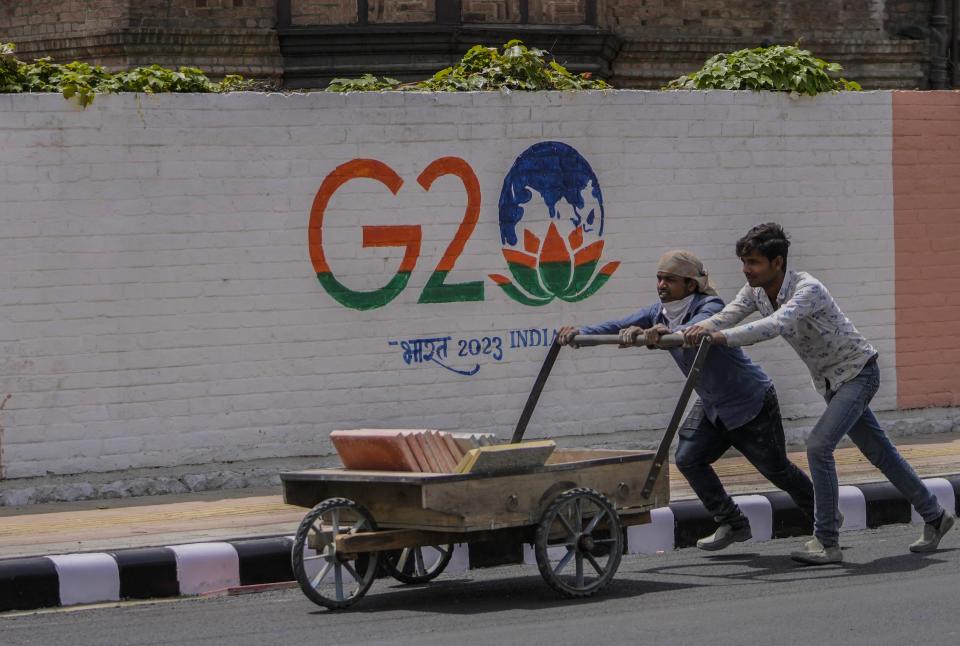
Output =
[{"x1": 0, "y1": 90, "x2": 897, "y2": 478}]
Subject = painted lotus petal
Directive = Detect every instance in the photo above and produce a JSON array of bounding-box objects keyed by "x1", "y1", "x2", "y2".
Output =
[
  {"x1": 565, "y1": 259, "x2": 599, "y2": 297},
  {"x1": 502, "y1": 248, "x2": 551, "y2": 297},
  {"x1": 560, "y1": 271, "x2": 616, "y2": 303},
  {"x1": 559, "y1": 260, "x2": 620, "y2": 303},
  {"x1": 538, "y1": 223, "x2": 570, "y2": 264},
  {"x1": 489, "y1": 277, "x2": 554, "y2": 306},
  {"x1": 506, "y1": 261, "x2": 553, "y2": 299},
  {"x1": 497, "y1": 248, "x2": 545, "y2": 298},
  {"x1": 523, "y1": 229, "x2": 540, "y2": 255},
  {"x1": 599, "y1": 260, "x2": 621, "y2": 275},
  {"x1": 503, "y1": 248, "x2": 537, "y2": 269},
  {"x1": 573, "y1": 240, "x2": 604, "y2": 266},
  {"x1": 537, "y1": 223, "x2": 573, "y2": 296},
  {"x1": 567, "y1": 226, "x2": 583, "y2": 250}
]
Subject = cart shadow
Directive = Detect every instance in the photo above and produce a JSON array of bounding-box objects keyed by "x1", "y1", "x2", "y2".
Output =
[
  {"x1": 307, "y1": 573, "x2": 701, "y2": 615},
  {"x1": 304, "y1": 548, "x2": 956, "y2": 614}
]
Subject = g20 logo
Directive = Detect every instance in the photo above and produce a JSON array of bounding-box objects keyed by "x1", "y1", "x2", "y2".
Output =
[{"x1": 307, "y1": 142, "x2": 619, "y2": 311}]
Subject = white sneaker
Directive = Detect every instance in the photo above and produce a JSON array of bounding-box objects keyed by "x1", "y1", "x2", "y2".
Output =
[
  {"x1": 696, "y1": 524, "x2": 752, "y2": 551},
  {"x1": 909, "y1": 512, "x2": 955, "y2": 553},
  {"x1": 790, "y1": 538, "x2": 842, "y2": 565}
]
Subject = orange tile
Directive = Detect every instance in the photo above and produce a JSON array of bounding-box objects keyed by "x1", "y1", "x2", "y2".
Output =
[
  {"x1": 413, "y1": 432, "x2": 443, "y2": 472},
  {"x1": 402, "y1": 432, "x2": 430, "y2": 472},
  {"x1": 330, "y1": 429, "x2": 421, "y2": 472},
  {"x1": 429, "y1": 431, "x2": 458, "y2": 473}
]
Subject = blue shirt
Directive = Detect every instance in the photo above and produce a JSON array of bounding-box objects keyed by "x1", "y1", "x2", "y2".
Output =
[{"x1": 579, "y1": 292, "x2": 772, "y2": 430}]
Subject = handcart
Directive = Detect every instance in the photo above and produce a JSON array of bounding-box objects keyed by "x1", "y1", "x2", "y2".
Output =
[{"x1": 280, "y1": 333, "x2": 711, "y2": 609}]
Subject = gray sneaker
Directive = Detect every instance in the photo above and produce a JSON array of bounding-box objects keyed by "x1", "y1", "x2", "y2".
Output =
[
  {"x1": 697, "y1": 524, "x2": 752, "y2": 551},
  {"x1": 909, "y1": 511, "x2": 955, "y2": 553},
  {"x1": 790, "y1": 538, "x2": 842, "y2": 565}
]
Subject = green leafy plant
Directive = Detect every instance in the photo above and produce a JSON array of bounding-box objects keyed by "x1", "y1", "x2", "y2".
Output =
[
  {"x1": 327, "y1": 73, "x2": 403, "y2": 92},
  {"x1": 0, "y1": 43, "x2": 247, "y2": 106},
  {"x1": 325, "y1": 40, "x2": 612, "y2": 92},
  {"x1": 666, "y1": 45, "x2": 861, "y2": 96}
]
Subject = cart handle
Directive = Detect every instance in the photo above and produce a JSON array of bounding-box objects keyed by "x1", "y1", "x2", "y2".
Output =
[
  {"x1": 569, "y1": 332, "x2": 684, "y2": 348},
  {"x1": 510, "y1": 332, "x2": 697, "y2": 445},
  {"x1": 641, "y1": 334, "x2": 712, "y2": 497},
  {"x1": 514, "y1": 334, "x2": 713, "y2": 497}
]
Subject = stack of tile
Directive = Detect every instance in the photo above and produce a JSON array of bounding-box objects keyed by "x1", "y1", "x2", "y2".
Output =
[{"x1": 330, "y1": 429, "x2": 498, "y2": 473}]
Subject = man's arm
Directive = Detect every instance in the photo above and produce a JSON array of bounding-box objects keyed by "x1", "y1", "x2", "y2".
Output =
[
  {"x1": 558, "y1": 304, "x2": 659, "y2": 347},
  {"x1": 698, "y1": 284, "x2": 758, "y2": 331},
  {"x1": 636, "y1": 296, "x2": 723, "y2": 347},
  {"x1": 681, "y1": 285, "x2": 756, "y2": 346},
  {"x1": 691, "y1": 279, "x2": 823, "y2": 347},
  {"x1": 577, "y1": 305, "x2": 659, "y2": 336}
]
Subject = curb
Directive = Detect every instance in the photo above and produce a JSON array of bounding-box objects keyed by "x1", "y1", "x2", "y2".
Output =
[{"x1": 2, "y1": 475, "x2": 958, "y2": 613}]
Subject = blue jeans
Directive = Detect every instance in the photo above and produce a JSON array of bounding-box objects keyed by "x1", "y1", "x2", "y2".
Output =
[
  {"x1": 676, "y1": 386, "x2": 815, "y2": 529},
  {"x1": 808, "y1": 356, "x2": 942, "y2": 546}
]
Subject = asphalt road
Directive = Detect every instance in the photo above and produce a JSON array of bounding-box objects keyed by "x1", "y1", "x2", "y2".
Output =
[{"x1": 3, "y1": 523, "x2": 958, "y2": 646}]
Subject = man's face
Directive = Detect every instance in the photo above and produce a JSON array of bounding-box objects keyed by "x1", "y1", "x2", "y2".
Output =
[
  {"x1": 657, "y1": 272, "x2": 695, "y2": 302},
  {"x1": 740, "y1": 249, "x2": 783, "y2": 288}
]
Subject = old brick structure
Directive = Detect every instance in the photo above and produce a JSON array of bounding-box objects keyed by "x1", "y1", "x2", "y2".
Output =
[{"x1": 0, "y1": 1, "x2": 955, "y2": 89}]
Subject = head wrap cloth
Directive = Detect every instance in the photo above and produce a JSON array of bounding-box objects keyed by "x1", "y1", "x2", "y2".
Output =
[{"x1": 657, "y1": 250, "x2": 718, "y2": 296}]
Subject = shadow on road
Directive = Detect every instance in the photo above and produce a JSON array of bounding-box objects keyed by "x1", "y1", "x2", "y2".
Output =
[
  {"x1": 630, "y1": 546, "x2": 954, "y2": 584},
  {"x1": 303, "y1": 546, "x2": 956, "y2": 614},
  {"x1": 306, "y1": 571, "x2": 703, "y2": 615}
]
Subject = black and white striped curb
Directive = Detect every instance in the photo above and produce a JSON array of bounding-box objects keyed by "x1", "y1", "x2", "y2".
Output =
[
  {"x1": 2, "y1": 476, "x2": 958, "y2": 612},
  {"x1": 0, "y1": 536, "x2": 295, "y2": 613}
]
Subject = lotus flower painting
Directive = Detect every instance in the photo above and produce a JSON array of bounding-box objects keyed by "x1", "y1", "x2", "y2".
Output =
[{"x1": 490, "y1": 142, "x2": 619, "y2": 305}]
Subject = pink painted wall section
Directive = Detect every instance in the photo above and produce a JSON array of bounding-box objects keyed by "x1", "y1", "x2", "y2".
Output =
[{"x1": 893, "y1": 91, "x2": 960, "y2": 409}]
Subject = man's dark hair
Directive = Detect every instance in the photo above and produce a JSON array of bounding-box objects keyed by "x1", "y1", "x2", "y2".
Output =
[{"x1": 736, "y1": 222, "x2": 789, "y2": 270}]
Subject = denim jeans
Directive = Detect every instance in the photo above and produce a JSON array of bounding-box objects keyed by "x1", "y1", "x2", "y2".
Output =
[
  {"x1": 807, "y1": 356, "x2": 942, "y2": 546},
  {"x1": 675, "y1": 386, "x2": 815, "y2": 529}
]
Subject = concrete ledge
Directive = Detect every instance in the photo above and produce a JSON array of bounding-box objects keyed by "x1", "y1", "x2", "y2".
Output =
[{"x1": 2, "y1": 476, "x2": 958, "y2": 613}]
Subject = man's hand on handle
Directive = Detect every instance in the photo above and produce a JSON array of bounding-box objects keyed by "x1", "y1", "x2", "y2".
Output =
[
  {"x1": 682, "y1": 324, "x2": 727, "y2": 347},
  {"x1": 619, "y1": 323, "x2": 670, "y2": 348},
  {"x1": 557, "y1": 326, "x2": 581, "y2": 348},
  {"x1": 617, "y1": 326, "x2": 644, "y2": 347},
  {"x1": 643, "y1": 323, "x2": 670, "y2": 348}
]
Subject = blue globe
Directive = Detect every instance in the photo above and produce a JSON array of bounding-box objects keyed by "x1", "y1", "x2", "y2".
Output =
[{"x1": 498, "y1": 141, "x2": 605, "y2": 247}]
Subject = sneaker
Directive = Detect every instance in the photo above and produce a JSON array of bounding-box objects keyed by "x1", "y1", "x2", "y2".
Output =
[
  {"x1": 697, "y1": 524, "x2": 752, "y2": 551},
  {"x1": 909, "y1": 511, "x2": 955, "y2": 553},
  {"x1": 790, "y1": 538, "x2": 842, "y2": 565}
]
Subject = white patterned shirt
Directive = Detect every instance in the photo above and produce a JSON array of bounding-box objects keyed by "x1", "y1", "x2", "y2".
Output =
[{"x1": 698, "y1": 269, "x2": 877, "y2": 395}]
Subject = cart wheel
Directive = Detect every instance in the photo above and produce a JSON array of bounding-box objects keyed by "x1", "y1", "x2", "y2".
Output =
[
  {"x1": 291, "y1": 497, "x2": 380, "y2": 609},
  {"x1": 534, "y1": 487, "x2": 623, "y2": 598},
  {"x1": 381, "y1": 543, "x2": 454, "y2": 584}
]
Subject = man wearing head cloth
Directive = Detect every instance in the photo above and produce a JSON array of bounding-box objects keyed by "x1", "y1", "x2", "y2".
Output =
[{"x1": 558, "y1": 250, "x2": 816, "y2": 551}]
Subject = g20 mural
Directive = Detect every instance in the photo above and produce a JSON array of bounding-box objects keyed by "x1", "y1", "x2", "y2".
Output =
[{"x1": 307, "y1": 141, "x2": 620, "y2": 311}]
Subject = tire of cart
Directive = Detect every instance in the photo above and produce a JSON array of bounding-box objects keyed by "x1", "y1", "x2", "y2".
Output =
[
  {"x1": 380, "y1": 543, "x2": 454, "y2": 584},
  {"x1": 534, "y1": 487, "x2": 623, "y2": 598},
  {"x1": 291, "y1": 497, "x2": 380, "y2": 609}
]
